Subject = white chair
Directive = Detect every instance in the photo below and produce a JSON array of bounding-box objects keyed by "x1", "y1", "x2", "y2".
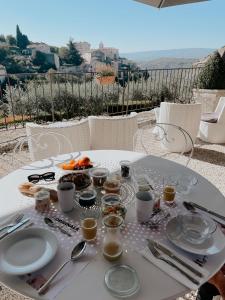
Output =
[
  {"x1": 88, "y1": 115, "x2": 138, "y2": 150},
  {"x1": 199, "y1": 97, "x2": 225, "y2": 144},
  {"x1": 158, "y1": 102, "x2": 201, "y2": 152},
  {"x1": 133, "y1": 122, "x2": 194, "y2": 167},
  {"x1": 26, "y1": 119, "x2": 90, "y2": 161}
]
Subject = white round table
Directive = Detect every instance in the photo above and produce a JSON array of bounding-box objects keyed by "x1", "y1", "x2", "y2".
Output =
[{"x1": 0, "y1": 150, "x2": 225, "y2": 300}]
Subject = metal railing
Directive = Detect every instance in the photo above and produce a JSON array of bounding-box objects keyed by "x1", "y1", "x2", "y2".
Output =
[{"x1": 0, "y1": 67, "x2": 202, "y2": 130}]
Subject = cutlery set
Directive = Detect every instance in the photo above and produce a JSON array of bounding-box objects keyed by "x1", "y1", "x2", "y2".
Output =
[
  {"x1": 0, "y1": 218, "x2": 30, "y2": 240},
  {"x1": 0, "y1": 214, "x2": 77, "y2": 240},
  {"x1": 183, "y1": 201, "x2": 225, "y2": 228},
  {"x1": 146, "y1": 239, "x2": 202, "y2": 285}
]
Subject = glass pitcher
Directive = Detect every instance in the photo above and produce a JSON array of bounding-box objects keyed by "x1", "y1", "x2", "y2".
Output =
[{"x1": 102, "y1": 214, "x2": 123, "y2": 261}]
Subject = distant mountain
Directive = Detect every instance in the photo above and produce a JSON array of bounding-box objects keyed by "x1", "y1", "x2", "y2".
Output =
[
  {"x1": 138, "y1": 57, "x2": 198, "y2": 69},
  {"x1": 121, "y1": 48, "x2": 215, "y2": 62}
]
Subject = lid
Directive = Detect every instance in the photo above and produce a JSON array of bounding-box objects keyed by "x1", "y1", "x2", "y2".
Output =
[
  {"x1": 104, "y1": 264, "x2": 140, "y2": 298},
  {"x1": 119, "y1": 160, "x2": 131, "y2": 166},
  {"x1": 89, "y1": 168, "x2": 109, "y2": 177}
]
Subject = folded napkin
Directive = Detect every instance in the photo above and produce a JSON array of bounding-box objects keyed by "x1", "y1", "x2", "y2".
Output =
[{"x1": 139, "y1": 243, "x2": 209, "y2": 290}]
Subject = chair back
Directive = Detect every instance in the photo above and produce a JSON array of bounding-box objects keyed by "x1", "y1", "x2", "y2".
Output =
[
  {"x1": 159, "y1": 102, "x2": 201, "y2": 152},
  {"x1": 88, "y1": 115, "x2": 138, "y2": 150},
  {"x1": 215, "y1": 97, "x2": 225, "y2": 115},
  {"x1": 215, "y1": 97, "x2": 225, "y2": 124},
  {"x1": 26, "y1": 119, "x2": 90, "y2": 161}
]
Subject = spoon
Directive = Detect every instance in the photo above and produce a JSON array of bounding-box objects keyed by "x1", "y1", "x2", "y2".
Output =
[
  {"x1": 183, "y1": 201, "x2": 225, "y2": 228},
  {"x1": 44, "y1": 217, "x2": 72, "y2": 237},
  {"x1": 0, "y1": 213, "x2": 24, "y2": 233},
  {"x1": 38, "y1": 240, "x2": 86, "y2": 295}
]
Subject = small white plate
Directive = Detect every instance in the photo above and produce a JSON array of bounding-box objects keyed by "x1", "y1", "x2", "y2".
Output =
[
  {"x1": 0, "y1": 228, "x2": 58, "y2": 275},
  {"x1": 166, "y1": 217, "x2": 225, "y2": 255},
  {"x1": 56, "y1": 161, "x2": 99, "y2": 174}
]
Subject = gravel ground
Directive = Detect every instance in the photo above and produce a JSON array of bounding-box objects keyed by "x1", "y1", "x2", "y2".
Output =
[{"x1": 0, "y1": 122, "x2": 224, "y2": 300}]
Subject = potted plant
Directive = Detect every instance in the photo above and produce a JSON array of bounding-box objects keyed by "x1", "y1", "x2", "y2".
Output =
[
  {"x1": 193, "y1": 51, "x2": 225, "y2": 113},
  {"x1": 96, "y1": 65, "x2": 115, "y2": 85}
]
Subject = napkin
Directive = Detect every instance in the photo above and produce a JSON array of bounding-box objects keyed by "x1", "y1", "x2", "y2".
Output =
[{"x1": 139, "y1": 243, "x2": 209, "y2": 290}]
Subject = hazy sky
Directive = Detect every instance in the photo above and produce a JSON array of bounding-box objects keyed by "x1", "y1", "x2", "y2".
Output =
[{"x1": 0, "y1": 0, "x2": 224, "y2": 53}]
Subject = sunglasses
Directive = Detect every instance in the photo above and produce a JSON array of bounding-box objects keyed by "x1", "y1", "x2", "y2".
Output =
[{"x1": 28, "y1": 172, "x2": 55, "y2": 183}]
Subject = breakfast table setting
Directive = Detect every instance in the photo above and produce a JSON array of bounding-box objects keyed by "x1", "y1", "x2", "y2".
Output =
[{"x1": 0, "y1": 149, "x2": 225, "y2": 300}]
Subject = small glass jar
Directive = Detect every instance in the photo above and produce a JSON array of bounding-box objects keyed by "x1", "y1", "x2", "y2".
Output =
[
  {"x1": 103, "y1": 178, "x2": 121, "y2": 194},
  {"x1": 102, "y1": 214, "x2": 123, "y2": 261},
  {"x1": 120, "y1": 160, "x2": 131, "y2": 178},
  {"x1": 35, "y1": 189, "x2": 50, "y2": 213},
  {"x1": 101, "y1": 194, "x2": 127, "y2": 219},
  {"x1": 89, "y1": 168, "x2": 109, "y2": 188}
]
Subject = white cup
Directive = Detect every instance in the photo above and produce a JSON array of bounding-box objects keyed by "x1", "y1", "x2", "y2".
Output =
[
  {"x1": 136, "y1": 191, "x2": 154, "y2": 223},
  {"x1": 57, "y1": 182, "x2": 75, "y2": 213}
]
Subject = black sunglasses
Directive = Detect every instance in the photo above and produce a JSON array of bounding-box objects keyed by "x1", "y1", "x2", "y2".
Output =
[{"x1": 28, "y1": 172, "x2": 55, "y2": 183}]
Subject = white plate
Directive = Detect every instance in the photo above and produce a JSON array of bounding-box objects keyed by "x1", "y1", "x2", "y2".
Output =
[
  {"x1": 166, "y1": 217, "x2": 225, "y2": 255},
  {"x1": 56, "y1": 161, "x2": 99, "y2": 174},
  {"x1": 0, "y1": 227, "x2": 58, "y2": 275}
]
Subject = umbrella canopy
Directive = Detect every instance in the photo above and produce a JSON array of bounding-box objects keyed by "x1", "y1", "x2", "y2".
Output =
[{"x1": 135, "y1": 0, "x2": 209, "y2": 8}]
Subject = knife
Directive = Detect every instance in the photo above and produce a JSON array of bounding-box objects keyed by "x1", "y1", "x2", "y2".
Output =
[
  {"x1": 0, "y1": 218, "x2": 30, "y2": 241},
  {"x1": 152, "y1": 240, "x2": 203, "y2": 278},
  {"x1": 190, "y1": 202, "x2": 225, "y2": 222}
]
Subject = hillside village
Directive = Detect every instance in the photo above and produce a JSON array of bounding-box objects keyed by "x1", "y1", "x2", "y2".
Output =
[{"x1": 0, "y1": 25, "x2": 135, "y2": 79}]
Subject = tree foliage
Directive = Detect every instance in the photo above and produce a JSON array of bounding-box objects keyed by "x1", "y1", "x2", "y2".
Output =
[
  {"x1": 6, "y1": 35, "x2": 17, "y2": 46},
  {"x1": 0, "y1": 48, "x2": 7, "y2": 63},
  {"x1": 65, "y1": 40, "x2": 84, "y2": 66},
  {"x1": 32, "y1": 51, "x2": 46, "y2": 66},
  {"x1": 0, "y1": 34, "x2": 6, "y2": 42},
  {"x1": 196, "y1": 51, "x2": 225, "y2": 89},
  {"x1": 16, "y1": 25, "x2": 30, "y2": 50}
]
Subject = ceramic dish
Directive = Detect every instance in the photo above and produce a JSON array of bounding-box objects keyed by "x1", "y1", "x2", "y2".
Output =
[
  {"x1": 0, "y1": 227, "x2": 58, "y2": 275},
  {"x1": 166, "y1": 216, "x2": 225, "y2": 255},
  {"x1": 59, "y1": 172, "x2": 91, "y2": 191}
]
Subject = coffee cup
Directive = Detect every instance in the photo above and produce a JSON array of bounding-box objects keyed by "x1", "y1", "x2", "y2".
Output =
[
  {"x1": 57, "y1": 182, "x2": 75, "y2": 213},
  {"x1": 136, "y1": 191, "x2": 154, "y2": 223}
]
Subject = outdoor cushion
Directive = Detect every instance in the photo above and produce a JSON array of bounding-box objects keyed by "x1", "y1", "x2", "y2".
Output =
[{"x1": 201, "y1": 112, "x2": 218, "y2": 123}]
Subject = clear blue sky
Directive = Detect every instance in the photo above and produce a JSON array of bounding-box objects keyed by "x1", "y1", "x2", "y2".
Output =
[{"x1": 0, "y1": 0, "x2": 224, "y2": 53}]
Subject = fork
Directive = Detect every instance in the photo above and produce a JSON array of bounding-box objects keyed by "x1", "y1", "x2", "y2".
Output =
[
  {"x1": 0, "y1": 213, "x2": 24, "y2": 232},
  {"x1": 147, "y1": 239, "x2": 200, "y2": 285}
]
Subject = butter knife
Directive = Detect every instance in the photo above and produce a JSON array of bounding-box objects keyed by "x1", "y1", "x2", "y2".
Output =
[
  {"x1": 152, "y1": 240, "x2": 203, "y2": 278},
  {"x1": 190, "y1": 202, "x2": 225, "y2": 222},
  {"x1": 0, "y1": 218, "x2": 30, "y2": 240}
]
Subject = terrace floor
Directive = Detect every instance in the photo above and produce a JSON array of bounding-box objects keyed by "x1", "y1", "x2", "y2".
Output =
[{"x1": 0, "y1": 117, "x2": 225, "y2": 300}]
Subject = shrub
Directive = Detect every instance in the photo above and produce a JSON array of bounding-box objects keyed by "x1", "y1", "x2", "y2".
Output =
[{"x1": 195, "y1": 51, "x2": 225, "y2": 89}]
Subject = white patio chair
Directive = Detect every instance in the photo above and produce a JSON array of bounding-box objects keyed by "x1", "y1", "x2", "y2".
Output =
[
  {"x1": 88, "y1": 114, "x2": 138, "y2": 150},
  {"x1": 133, "y1": 122, "x2": 194, "y2": 167},
  {"x1": 0, "y1": 132, "x2": 82, "y2": 172},
  {"x1": 158, "y1": 102, "x2": 201, "y2": 152},
  {"x1": 26, "y1": 119, "x2": 90, "y2": 161},
  {"x1": 199, "y1": 97, "x2": 225, "y2": 144}
]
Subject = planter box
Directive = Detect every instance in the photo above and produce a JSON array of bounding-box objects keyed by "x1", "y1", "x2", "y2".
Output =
[
  {"x1": 193, "y1": 89, "x2": 225, "y2": 113},
  {"x1": 96, "y1": 76, "x2": 115, "y2": 85}
]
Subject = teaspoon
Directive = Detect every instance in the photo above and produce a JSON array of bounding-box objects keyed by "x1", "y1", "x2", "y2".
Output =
[{"x1": 38, "y1": 240, "x2": 86, "y2": 294}]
